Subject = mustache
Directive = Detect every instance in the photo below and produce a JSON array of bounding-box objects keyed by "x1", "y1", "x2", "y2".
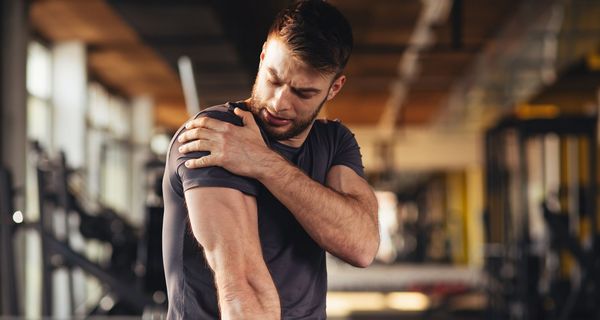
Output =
[{"x1": 248, "y1": 97, "x2": 288, "y2": 119}]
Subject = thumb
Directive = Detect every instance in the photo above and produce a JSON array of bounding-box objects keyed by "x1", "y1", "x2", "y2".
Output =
[{"x1": 234, "y1": 107, "x2": 257, "y2": 127}]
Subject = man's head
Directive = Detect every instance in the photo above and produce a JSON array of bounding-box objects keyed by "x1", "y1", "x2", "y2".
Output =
[
  {"x1": 248, "y1": 0, "x2": 353, "y2": 145},
  {"x1": 267, "y1": 0, "x2": 353, "y2": 76}
]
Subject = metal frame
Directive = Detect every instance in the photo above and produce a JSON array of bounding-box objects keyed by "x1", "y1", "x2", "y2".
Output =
[
  {"x1": 0, "y1": 167, "x2": 18, "y2": 315},
  {"x1": 33, "y1": 145, "x2": 159, "y2": 316},
  {"x1": 484, "y1": 115, "x2": 600, "y2": 320}
]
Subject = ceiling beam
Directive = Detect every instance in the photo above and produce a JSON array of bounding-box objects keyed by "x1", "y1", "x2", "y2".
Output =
[
  {"x1": 450, "y1": 0, "x2": 463, "y2": 49},
  {"x1": 142, "y1": 34, "x2": 227, "y2": 46},
  {"x1": 377, "y1": 0, "x2": 454, "y2": 138},
  {"x1": 207, "y1": 0, "x2": 284, "y2": 77}
]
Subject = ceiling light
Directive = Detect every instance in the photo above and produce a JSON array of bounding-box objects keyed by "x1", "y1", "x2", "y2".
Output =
[{"x1": 12, "y1": 211, "x2": 24, "y2": 224}]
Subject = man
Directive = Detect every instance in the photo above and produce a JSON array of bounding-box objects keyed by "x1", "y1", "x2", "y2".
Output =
[{"x1": 162, "y1": 1, "x2": 379, "y2": 319}]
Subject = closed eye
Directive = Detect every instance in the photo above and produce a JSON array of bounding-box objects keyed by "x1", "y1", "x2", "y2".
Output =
[
  {"x1": 291, "y1": 88, "x2": 311, "y2": 99},
  {"x1": 268, "y1": 79, "x2": 282, "y2": 86}
]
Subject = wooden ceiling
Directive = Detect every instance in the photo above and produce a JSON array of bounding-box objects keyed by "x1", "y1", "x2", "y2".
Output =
[
  {"x1": 30, "y1": 0, "x2": 521, "y2": 131},
  {"x1": 30, "y1": 0, "x2": 186, "y2": 128}
]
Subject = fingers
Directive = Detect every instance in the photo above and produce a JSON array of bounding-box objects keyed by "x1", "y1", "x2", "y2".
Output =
[
  {"x1": 178, "y1": 127, "x2": 211, "y2": 144},
  {"x1": 178, "y1": 139, "x2": 214, "y2": 154},
  {"x1": 185, "y1": 116, "x2": 230, "y2": 132},
  {"x1": 185, "y1": 117, "x2": 205, "y2": 129},
  {"x1": 184, "y1": 155, "x2": 215, "y2": 169},
  {"x1": 234, "y1": 107, "x2": 258, "y2": 128}
]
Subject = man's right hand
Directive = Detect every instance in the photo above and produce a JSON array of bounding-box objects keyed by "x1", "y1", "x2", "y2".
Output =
[{"x1": 177, "y1": 108, "x2": 276, "y2": 179}]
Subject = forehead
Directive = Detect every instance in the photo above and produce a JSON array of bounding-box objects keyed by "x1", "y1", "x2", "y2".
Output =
[{"x1": 262, "y1": 38, "x2": 333, "y2": 84}]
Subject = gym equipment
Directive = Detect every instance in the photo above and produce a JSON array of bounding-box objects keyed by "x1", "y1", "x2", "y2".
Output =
[
  {"x1": 484, "y1": 115, "x2": 600, "y2": 320},
  {"x1": 140, "y1": 158, "x2": 167, "y2": 299},
  {"x1": 30, "y1": 142, "x2": 164, "y2": 316}
]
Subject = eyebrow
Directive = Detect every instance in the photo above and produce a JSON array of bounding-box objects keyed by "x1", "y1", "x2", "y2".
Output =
[{"x1": 267, "y1": 67, "x2": 322, "y2": 94}]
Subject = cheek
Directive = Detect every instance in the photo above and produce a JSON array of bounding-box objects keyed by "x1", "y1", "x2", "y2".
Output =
[
  {"x1": 255, "y1": 81, "x2": 274, "y2": 99},
  {"x1": 295, "y1": 101, "x2": 317, "y2": 117}
]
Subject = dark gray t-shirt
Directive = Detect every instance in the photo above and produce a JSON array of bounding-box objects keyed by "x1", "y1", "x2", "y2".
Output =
[{"x1": 162, "y1": 102, "x2": 365, "y2": 319}]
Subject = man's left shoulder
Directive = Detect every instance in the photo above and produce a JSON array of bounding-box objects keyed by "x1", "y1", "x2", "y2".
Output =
[
  {"x1": 314, "y1": 118, "x2": 348, "y2": 130},
  {"x1": 314, "y1": 118, "x2": 354, "y2": 137}
]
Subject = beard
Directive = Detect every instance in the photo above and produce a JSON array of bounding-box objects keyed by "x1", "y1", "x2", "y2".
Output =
[{"x1": 248, "y1": 84, "x2": 328, "y2": 141}]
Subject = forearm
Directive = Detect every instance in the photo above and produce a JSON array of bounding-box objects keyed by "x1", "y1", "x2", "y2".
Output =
[
  {"x1": 215, "y1": 269, "x2": 280, "y2": 320},
  {"x1": 257, "y1": 153, "x2": 379, "y2": 267},
  {"x1": 204, "y1": 243, "x2": 280, "y2": 319}
]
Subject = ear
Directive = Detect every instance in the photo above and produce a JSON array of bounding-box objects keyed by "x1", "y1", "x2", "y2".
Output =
[
  {"x1": 326, "y1": 75, "x2": 346, "y2": 101},
  {"x1": 260, "y1": 41, "x2": 267, "y2": 62}
]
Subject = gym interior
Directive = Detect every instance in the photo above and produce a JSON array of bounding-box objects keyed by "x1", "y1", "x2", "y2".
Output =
[{"x1": 1, "y1": 0, "x2": 600, "y2": 319}]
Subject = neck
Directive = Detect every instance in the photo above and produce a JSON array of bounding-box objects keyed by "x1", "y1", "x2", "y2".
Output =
[{"x1": 276, "y1": 123, "x2": 314, "y2": 148}]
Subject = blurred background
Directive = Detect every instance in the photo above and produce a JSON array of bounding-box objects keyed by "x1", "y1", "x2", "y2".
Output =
[{"x1": 1, "y1": 0, "x2": 600, "y2": 319}]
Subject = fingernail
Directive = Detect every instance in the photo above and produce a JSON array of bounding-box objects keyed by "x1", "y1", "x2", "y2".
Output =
[
  {"x1": 178, "y1": 147, "x2": 183, "y2": 152},
  {"x1": 185, "y1": 161, "x2": 190, "y2": 167}
]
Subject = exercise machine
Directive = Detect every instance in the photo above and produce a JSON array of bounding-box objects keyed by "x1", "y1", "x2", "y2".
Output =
[
  {"x1": 484, "y1": 115, "x2": 600, "y2": 320},
  {"x1": 31, "y1": 142, "x2": 164, "y2": 316}
]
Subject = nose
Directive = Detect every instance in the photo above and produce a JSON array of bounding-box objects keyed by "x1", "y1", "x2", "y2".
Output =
[{"x1": 271, "y1": 86, "x2": 291, "y2": 113}]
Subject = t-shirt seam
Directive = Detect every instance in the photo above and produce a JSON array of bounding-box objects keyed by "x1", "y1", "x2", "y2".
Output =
[
  {"x1": 174, "y1": 160, "x2": 189, "y2": 180},
  {"x1": 179, "y1": 230, "x2": 186, "y2": 317},
  {"x1": 331, "y1": 122, "x2": 365, "y2": 178},
  {"x1": 182, "y1": 177, "x2": 258, "y2": 196}
]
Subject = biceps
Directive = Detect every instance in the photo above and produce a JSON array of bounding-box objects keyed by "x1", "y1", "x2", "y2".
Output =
[
  {"x1": 326, "y1": 165, "x2": 378, "y2": 212},
  {"x1": 184, "y1": 187, "x2": 261, "y2": 271},
  {"x1": 327, "y1": 165, "x2": 370, "y2": 196}
]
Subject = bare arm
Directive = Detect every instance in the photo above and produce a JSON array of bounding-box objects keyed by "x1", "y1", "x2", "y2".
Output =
[
  {"x1": 179, "y1": 109, "x2": 379, "y2": 267},
  {"x1": 256, "y1": 158, "x2": 380, "y2": 267},
  {"x1": 185, "y1": 187, "x2": 280, "y2": 319}
]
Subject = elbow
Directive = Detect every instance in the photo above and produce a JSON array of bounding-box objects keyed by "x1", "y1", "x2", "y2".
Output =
[
  {"x1": 351, "y1": 255, "x2": 375, "y2": 269},
  {"x1": 352, "y1": 211, "x2": 380, "y2": 268},
  {"x1": 217, "y1": 269, "x2": 281, "y2": 319},
  {"x1": 349, "y1": 237, "x2": 380, "y2": 268}
]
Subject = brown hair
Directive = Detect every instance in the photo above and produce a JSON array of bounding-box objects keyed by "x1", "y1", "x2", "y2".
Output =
[{"x1": 267, "y1": 0, "x2": 353, "y2": 76}]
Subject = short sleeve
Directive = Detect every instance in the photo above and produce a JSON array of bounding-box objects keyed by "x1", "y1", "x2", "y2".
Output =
[
  {"x1": 331, "y1": 123, "x2": 366, "y2": 179},
  {"x1": 174, "y1": 109, "x2": 260, "y2": 197}
]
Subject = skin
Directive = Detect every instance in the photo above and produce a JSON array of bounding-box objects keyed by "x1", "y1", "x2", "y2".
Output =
[
  {"x1": 184, "y1": 187, "x2": 280, "y2": 319},
  {"x1": 180, "y1": 36, "x2": 380, "y2": 317}
]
